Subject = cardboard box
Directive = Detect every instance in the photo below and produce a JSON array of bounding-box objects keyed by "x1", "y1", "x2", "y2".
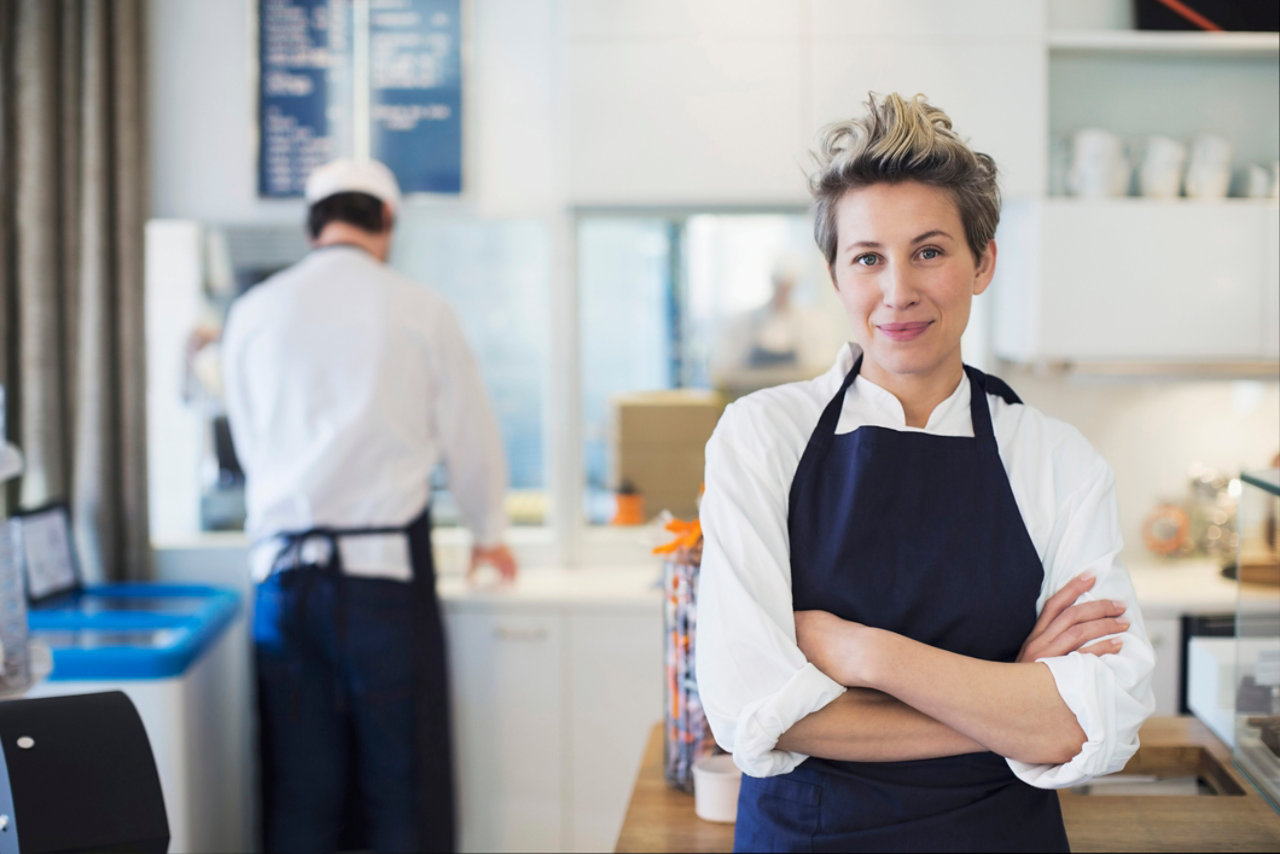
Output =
[{"x1": 611, "y1": 390, "x2": 725, "y2": 520}]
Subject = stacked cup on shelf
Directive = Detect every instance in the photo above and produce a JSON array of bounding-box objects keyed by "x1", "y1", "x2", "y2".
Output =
[{"x1": 1066, "y1": 127, "x2": 1278, "y2": 199}]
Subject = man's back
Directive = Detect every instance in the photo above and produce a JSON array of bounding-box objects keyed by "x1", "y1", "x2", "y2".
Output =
[{"x1": 221, "y1": 244, "x2": 501, "y2": 579}]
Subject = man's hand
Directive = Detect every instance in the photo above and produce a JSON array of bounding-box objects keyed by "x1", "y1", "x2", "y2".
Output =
[
  {"x1": 1017, "y1": 572, "x2": 1128, "y2": 663},
  {"x1": 794, "y1": 610, "x2": 875, "y2": 687},
  {"x1": 468, "y1": 544, "x2": 518, "y2": 585}
]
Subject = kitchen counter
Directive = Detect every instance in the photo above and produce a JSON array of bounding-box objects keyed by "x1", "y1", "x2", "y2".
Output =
[
  {"x1": 437, "y1": 564, "x2": 661, "y2": 612},
  {"x1": 1128, "y1": 557, "x2": 1279, "y2": 619},
  {"x1": 154, "y1": 535, "x2": 1270, "y2": 618},
  {"x1": 153, "y1": 536, "x2": 664, "y2": 611},
  {"x1": 615, "y1": 717, "x2": 1280, "y2": 852}
]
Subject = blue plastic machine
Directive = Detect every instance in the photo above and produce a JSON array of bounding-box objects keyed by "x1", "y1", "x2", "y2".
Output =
[{"x1": 26, "y1": 583, "x2": 240, "y2": 681}]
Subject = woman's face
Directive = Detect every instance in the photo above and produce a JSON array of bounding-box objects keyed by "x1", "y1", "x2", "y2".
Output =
[{"x1": 829, "y1": 181, "x2": 995, "y2": 391}]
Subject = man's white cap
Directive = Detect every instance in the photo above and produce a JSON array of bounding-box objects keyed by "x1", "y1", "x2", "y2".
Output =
[{"x1": 304, "y1": 158, "x2": 402, "y2": 213}]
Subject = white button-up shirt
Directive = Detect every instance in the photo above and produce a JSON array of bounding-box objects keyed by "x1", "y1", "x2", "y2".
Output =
[
  {"x1": 696, "y1": 343, "x2": 1156, "y2": 787},
  {"x1": 221, "y1": 245, "x2": 508, "y2": 582}
]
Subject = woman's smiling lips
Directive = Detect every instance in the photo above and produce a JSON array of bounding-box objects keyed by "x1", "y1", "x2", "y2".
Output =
[{"x1": 877, "y1": 321, "x2": 933, "y2": 342}]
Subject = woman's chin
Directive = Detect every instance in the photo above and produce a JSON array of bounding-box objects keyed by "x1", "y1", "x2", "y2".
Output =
[{"x1": 864, "y1": 349, "x2": 943, "y2": 380}]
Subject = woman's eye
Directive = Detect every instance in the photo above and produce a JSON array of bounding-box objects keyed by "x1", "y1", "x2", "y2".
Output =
[
  {"x1": 919, "y1": 247, "x2": 941, "y2": 260},
  {"x1": 854, "y1": 254, "x2": 880, "y2": 267}
]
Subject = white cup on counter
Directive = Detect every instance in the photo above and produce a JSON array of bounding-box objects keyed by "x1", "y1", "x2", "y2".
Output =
[
  {"x1": 1067, "y1": 128, "x2": 1130, "y2": 198},
  {"x1": 1137, "y1": 135, "x2": 1187, "y2": 199},
  {"x1": 1185, "y1": 134, "x2": 1233, "y2": 199},
  {"x1": 693, "y1": 753, "x2": 742, "y2": 823}
]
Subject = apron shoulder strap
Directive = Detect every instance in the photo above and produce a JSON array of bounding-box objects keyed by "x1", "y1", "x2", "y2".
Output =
[
  {"x1": 788, "y1": 353, "x2": 862, "y2": 509},
  {"x1": 963, "y1": 365, "x2": 1022, "y2": 444}
]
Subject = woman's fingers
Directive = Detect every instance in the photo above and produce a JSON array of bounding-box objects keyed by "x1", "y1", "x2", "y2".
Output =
[
  {"x1": 1028, "y1": 614, "x2": 1130, "y2": 660},
  {"x1": 1042, "y1": 599, "x2": 1128, "y2": 644},
  {"x1": 1032, "y1": 572, "x2": 1097, "y2": 634},
  {"x1": 1079, "y1": 637, "x2": 1124, "y2": 657},
  {"x1": 1058, "y1": 616, "x2": 1129, "y2": 652}
]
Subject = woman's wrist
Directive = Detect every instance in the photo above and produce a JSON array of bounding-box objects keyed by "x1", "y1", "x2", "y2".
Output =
[{"x1": 850, "y1": 626, "x2": 898, "y2": 690}]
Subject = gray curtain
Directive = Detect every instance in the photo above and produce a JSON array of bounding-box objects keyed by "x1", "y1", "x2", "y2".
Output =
[{"x1": 0, "y1": 0, "x2": 149, "y2": 583}]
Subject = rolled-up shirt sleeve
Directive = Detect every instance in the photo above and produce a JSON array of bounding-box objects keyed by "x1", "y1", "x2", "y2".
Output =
[
  {"x1": 696, "y1": 398, "x2": 847, "y2": 778},
  {"x1": 1008, "y1": 451, "x2": 1157, "y2": 789}
]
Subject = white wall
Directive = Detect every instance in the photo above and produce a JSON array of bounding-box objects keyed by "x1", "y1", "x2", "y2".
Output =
[{"x1": 148, "y1": 0, "x2": 560, "y2": 222}]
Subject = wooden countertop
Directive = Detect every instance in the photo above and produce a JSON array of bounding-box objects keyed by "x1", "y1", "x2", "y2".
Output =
[{"x1": 615, "y1": 717, "x2": 1280, "y2": 852}]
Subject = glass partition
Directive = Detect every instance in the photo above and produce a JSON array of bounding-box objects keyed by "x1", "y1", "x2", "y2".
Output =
[
  {"x1": 1233, "y1": 468, "x2": 1280, "y2": 809},
  {"x1": 577, "y1": 211, "x2": 848, "y2": 525},
  {"x1": 146, "y1": 213, "x2": 551, "y2": 539}
]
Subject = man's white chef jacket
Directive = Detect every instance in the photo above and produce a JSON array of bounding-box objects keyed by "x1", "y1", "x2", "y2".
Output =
[
  {"x1": 221, "y1": 245, "x2": 507, "y2": 582},
  {"x1": 695, "y1": 343, "x2": 1156, "y2": 788}
]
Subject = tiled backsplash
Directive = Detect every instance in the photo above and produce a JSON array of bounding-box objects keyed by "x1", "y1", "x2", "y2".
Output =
[{"x1": 1001, "y1": 365, "x2": 1279, "y2": 565}]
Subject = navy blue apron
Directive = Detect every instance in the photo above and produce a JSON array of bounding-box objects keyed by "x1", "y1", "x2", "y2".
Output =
[
  {"x1": 734, "y1": 355, "x2": 1070, "y2": 853},
  {"x1": 253, "y1": 505, "x2": 455, "y2": 853}
]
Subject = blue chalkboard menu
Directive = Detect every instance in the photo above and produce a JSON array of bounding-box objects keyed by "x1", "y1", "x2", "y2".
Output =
[{"x1": 258, "y1": 0, "x2": 462, "y2": 197}]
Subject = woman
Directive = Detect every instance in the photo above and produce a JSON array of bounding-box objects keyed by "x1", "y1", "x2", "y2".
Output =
[{"x1": 695, "y1": 93, "x2": 1155, "y2": 852}]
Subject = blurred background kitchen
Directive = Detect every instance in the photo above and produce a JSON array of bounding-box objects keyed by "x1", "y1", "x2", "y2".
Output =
[{"x1": 1, "y1": 0, "x2": 1277, "y2": 852}]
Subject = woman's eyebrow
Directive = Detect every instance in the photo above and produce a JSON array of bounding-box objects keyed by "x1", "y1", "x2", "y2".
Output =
[{"x1": 842, "y1": 230, "x2": 953, "y2": 252}]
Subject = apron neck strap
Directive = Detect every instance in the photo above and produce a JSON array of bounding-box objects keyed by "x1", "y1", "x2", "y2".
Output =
[
  {"x1": 816, "y1": 351, "x2": 863, "y2": 437},
  {"x1": 963, "y1": 365, "x2": 995, "y2": 442}
]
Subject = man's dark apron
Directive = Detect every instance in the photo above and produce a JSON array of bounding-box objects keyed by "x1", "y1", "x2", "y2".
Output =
[
  {"x1": 734, "y1": 356, "x2": 1070, "y2": 853},
  {"x1": 253, "y1": 505, "x2": 454, "y2": 853}
]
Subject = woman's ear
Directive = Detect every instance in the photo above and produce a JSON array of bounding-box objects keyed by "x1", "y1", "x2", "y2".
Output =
[{"x1": 973, "y1": 240, "x2": 997, "y2": 296}]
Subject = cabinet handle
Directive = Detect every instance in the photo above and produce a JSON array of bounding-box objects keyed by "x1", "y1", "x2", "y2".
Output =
[{"x1": 495, "y1": 626, "x2": 548, "y2": 643}]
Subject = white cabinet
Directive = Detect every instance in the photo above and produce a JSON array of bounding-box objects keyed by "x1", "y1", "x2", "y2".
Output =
[
  {"x1": 1263, "y1": 204, "x2": 1279, "y2": 359},
  {"x1": 446, "y1": 608, "x2": 565, "y2": 852},
  {"x1": 444, "y1": 593, "x2": 662, "y2": 853},
  {"x1": 989, "y1": 24, "x2": 1280, "y2": 367},
  {"x1": 992, "y1": 200, "x2": 1279, "y2": 363},
  {"x1": 566, "y1": 612, "x2": 663, "y2": 851}
]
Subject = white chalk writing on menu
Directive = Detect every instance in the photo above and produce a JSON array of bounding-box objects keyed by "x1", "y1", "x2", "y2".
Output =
[{"x1": 259, "y1": 0, "x2": 461, "y2": 197}]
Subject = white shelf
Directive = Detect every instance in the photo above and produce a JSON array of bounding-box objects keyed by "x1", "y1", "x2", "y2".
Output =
[{"x1": 1049, "y1": 29, "x2": 1279, "y2": 56}]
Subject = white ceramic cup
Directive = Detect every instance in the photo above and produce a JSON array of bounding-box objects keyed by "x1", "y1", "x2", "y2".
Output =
[
  {"x1": 1137, "y1": 135, "x2": 1187, "y2": 199},
  {"x1": 693, "y1": 753, "x2": 742, "y2": 824},
  {"x1": 1245, "y1": 163, "x2": 1273, "y2": 199},
  {"x1": 1185, "y1": 134, "x2": 1233, "y2": 199},
  {"x1": 1067, "y1": 128, "x2": 1129, "y2": 198}
]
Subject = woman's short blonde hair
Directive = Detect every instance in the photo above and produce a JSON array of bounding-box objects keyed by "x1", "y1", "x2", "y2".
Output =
[{"x1": 810, "y1": 92, "x2": 1001, "y2": 267}]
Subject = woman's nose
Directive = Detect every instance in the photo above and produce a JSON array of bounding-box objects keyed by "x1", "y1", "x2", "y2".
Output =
[{"x1": 880, "y1": 264, "x2": 920, "y2": 309}]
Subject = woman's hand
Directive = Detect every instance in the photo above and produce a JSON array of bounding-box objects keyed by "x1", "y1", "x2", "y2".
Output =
[
  {"x1": 1017, "y1": 572, "x2": 1129, "y2": 663},
  {"x1": 794, "y1": 610, "x2": 876, "y2": 687}
]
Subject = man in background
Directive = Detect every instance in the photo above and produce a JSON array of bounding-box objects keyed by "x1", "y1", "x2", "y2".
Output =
[
  {"x1": 221, "y1": 158, "x2": 516, "y2": 853},
  {"x1": 708, "y1": 254, "x2": 845, "y2": 399}
]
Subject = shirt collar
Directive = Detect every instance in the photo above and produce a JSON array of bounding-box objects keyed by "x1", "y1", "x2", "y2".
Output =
[{"x1": 830, "y1": 344, "x2": 972, "y2": 433}]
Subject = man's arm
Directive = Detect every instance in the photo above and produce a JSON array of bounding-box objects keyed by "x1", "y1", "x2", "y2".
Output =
[{"x1": 428, "y1": 302, "x2": 514, "y2": 580}]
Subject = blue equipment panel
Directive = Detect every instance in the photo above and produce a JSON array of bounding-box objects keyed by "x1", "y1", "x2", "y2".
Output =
[{"x1": 27, "y1": 584, "x2": 240, "y2": 681}]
